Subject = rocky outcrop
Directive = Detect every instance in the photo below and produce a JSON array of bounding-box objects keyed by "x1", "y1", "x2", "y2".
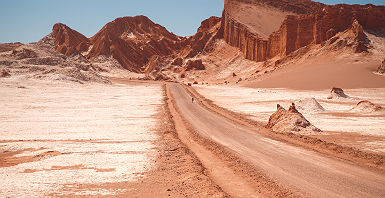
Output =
[
  {"x1": 87, "y1": 16, "x2": 184, "y2": 72},
  {"x1": 294, "y1": 98, "x2": 325, "y2": 113},
  {"x1": 172, "y1": 57, "x2": 183, "y2": 66},
  {"x1": 350, "y1": 101, "x2": 385, "y2": 113},
  {"x1": 52, "y1": 23, "x2": 90, "y2": 56},
  {"x1": 185, "y1": 59, "x2": 206, "y2": 71},
  {"x1": 266, "y1": 103, "x2": 321, "y2": 134},
  {"x1": 22, "y1": 57, "x2": 62, "y2": 66},
  {"x1": 0, "y1": 69, "x2": 10, "y2": 77},
  {"x1": 222, "y1": 1, "x2": 385, "y2": 62},
  {"x1": 328, "y1": 87, "x2": 348, "y2": 99},
  {"x1": 180, "y1": 16, "x2": 222, "y2": 59},
  {"x1": 11, "y1": 48, "x2": 37, "y2": 60},
  {"x1": 0, "y1": 43, "x2": 23, "y2": 53},
  {"x1": 377, "y1": 59, "x2": 385, "y2": 74}
]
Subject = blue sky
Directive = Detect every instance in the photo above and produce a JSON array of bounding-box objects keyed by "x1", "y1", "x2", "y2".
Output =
[{"x1": 0, "y1": 0, "x2": 383, "y2": 43}]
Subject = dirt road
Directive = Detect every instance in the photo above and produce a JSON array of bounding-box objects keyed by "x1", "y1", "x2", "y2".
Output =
[{"x1": 168, "y1": 83, "x2": 385, "y2": 198}]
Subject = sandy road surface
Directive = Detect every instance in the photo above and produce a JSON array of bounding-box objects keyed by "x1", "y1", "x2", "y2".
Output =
[{"x1": 169, "y1": 83, "x2": 385, "y2": 198}]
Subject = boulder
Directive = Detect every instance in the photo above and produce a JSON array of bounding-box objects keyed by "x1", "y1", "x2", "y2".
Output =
[
  {"x1": 185, "y1": 59, "x2": 206, "y2": 71},
  {"x1": 266, "y1": 103, "x2": 321, "y2": 134},
  {"x1": 172, "y1": 57, "x2": 183, "y2": 66},
  {"x1": 327, "y1": 87, "x2": 348, "y2": 99},
  {"x1": 154, "y1": 73, "x2": 170, "y2": 81}
]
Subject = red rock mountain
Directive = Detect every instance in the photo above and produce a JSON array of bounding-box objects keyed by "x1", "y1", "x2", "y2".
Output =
[
  {"x1": 178, "y1": 16, "x2": 223, "y2": 59},
  {"x1": 222, "y1": 0, "x2": 385, "y2": 62},
  {"x1": 52, "y1": 23, "x2": 90, "y2": 56},
  {"x1": 87, "y1": 16, "x2": 184, "y2": 72},
  {"x1": 52, "y1": 16, "x2": 188, "y2": 72},
  {"x1": 49, "y1": 0, "x2": 385, "y2": 74}
]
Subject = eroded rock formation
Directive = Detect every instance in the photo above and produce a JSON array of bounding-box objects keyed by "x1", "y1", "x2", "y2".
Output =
[
  {"x1": 87, "y1": 16, "x2": 184, "y2": 72},
  {"x1": 46, "y1": 0, "x2": 384, "y2": 76},
  {"x1": 351, "y1": 100, "x2": 385, "y2": 113},
  {"x1": 185, "y1": 59, "x2": 206, "y2": 71},
  {"x1": 328, "y1": 87, "x2": 348, "y2": 99},
  {"x1": 294, "y1": 98, "x2": 325, "y2": 113},
  {"x1": 266, "y1": 103, "x2": 322, "y2": 133},
  {"x1": 52, "y1": 23, "x2": 90, "y2": 56},
  {"x1": 350, "y1": 100, "x2": 385, "y2": 113},
  {"x1": 377, "y1": 59, "x2": 385, "y2": 74},
  {"x1": 11, "y1": 48, "x2": 37, "y2": 60},
  {"x1": 222, "y1": 0, "x2": 385, "y2": 62},
  {"x1": 179, "y1": 16, "x2": 222, "y2": 59},
  {"x1": 49, "y1": 15, "x2": 220, "y2": 74},
  {"x1": 171, "y1": 57, "x2": 183, "y2": 66}
]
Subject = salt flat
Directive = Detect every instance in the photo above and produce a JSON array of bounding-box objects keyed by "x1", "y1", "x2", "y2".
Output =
[
  {"x1": 195, "y1": 85, "x2": 385, "y2": 136},
  {"x1": 0, "y1": 78, "x2": 163, "y2": 197}
]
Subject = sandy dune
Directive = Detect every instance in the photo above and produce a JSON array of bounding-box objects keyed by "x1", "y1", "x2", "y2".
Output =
[{"x1": 246, "y1": 55, "x2": 385, "y2": 90}]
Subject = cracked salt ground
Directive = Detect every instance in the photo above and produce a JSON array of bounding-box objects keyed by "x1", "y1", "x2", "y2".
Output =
[{"x1": 0, "y1": 79, "x2": 163, "y2": 197}]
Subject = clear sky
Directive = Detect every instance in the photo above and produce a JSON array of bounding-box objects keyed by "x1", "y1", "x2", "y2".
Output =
[{"x1": 0, "y1": 0, "x2": 383, "y2": 44}]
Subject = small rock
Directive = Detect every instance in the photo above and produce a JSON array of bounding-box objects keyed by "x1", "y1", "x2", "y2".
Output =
[
  {"x1": 185, "y1": 59, "x2": 205, "y2": 71},
  {"x1": 0, "y1": 69, "x2": 10, "y2": 77},
  {"x1": 377, "y1": 59, "x2": 385, "y2": 74}
]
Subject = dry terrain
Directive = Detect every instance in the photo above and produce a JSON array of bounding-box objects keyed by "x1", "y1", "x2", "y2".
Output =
[
  {"x1": 1, "y1": 0, "x2": 385, "y2": 197},
  {"x1": 167, "y1": 83, "x2": 385, "y2": 197},
  {"x1": 195, "y1": 85, "x2": 385, "y2": 154},
  {"x1": 0, "y1": 77, "x2": 225, "y2": 197}
]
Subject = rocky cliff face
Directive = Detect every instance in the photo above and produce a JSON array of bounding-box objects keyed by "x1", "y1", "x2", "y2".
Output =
[
  {"x1": 225, "y1": 0, "x2": 323, "y2": 14},
  {"x1": 178, "y1": 16, "x2": 222, "y2": 59},
  {"x1": 52, "y1": 23, "x2": 90, "y2": 56},
  {"x1": 222, "y1": 1, "x2": 385, "y2": 62}
]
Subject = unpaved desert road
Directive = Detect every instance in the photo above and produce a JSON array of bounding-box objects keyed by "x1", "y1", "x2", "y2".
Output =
[{"x1": 168, "y1": 83, "x2": 385, "y2": 198}]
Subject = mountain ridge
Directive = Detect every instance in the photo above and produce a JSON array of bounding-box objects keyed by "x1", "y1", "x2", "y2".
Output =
[{"x1": 43, "y1": 0, "x2": 385, "y2": 79}]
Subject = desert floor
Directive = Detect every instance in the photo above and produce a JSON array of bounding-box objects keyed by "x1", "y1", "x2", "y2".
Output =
[
  {"x1": 1, "y1": 76, "x2": 385, "y2": 197},
  {"x1": 195, "y1": 85, "x2": 385, "y2": 154},
  {"x1": 0, "y1": 77, "x2": 226, "y2": 197}
]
